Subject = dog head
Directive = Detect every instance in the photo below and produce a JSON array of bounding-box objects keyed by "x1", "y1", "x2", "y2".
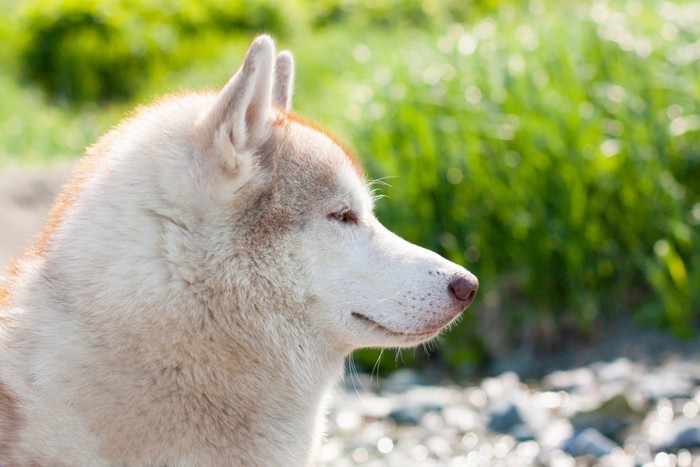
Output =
[{"x1": 186, "y1": 36, "x2": 478, "y2": 350}]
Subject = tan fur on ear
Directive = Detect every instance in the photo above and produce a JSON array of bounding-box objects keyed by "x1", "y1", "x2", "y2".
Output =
[{"x1": 273, "y1": 51, "x2": 294, "y2": 110}]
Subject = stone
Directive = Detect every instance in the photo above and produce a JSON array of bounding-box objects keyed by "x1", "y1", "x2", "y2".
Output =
[
  {"x1": 655, "y1": 423, "x2": 700, "y2": 452},
  {"x1": 387, "y1": 405, "x2": 425, "y2": 426},
  {"x1": 543, "y1": 367, "x2": 596, "y2": 393},
  {"x1": 510, "y1": 422, "x2": 537, "y2": 442},
  {"x1": 636, "y1": 370, "x2": 694, "y2": 402},
  {"x1": 487, "y1": 403, "x2": 524, "y2": 433},
  {"x1": 563, "y1": 428, "x2": 618, "y2": 458},
  {"x1": 570, "y1": 394, "x2": 643, "y2": 441}
]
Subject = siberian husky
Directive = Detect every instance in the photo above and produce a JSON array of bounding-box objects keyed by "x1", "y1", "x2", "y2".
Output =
[{"x1": 0, "y1": 35, "x2": 478, "y2": 465}]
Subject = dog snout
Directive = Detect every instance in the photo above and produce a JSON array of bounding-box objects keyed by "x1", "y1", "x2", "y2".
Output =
[{"x1": 448, "y1": 274, "x2": 479, "y2": 308}]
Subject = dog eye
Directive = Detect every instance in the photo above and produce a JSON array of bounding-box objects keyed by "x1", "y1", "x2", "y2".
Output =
[{"x1": 329, "y1": 208, "x2": 358, "y2": 225}]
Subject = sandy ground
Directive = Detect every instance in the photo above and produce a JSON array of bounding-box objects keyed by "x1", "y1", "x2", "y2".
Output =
[{"x1": 0, "y1": 164, "x2": 73, "y2": 272}]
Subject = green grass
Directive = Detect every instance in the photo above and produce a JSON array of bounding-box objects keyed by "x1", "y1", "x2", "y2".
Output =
[
  {"x1": 344, "y1": 1, "x2": 699, "y2": 369},
  {"x1": 0, "y1": 71, "x2": 118, "y2": 166},
  {"x1": 0, "y1": 0, "x2": 698, "y2": 372}
]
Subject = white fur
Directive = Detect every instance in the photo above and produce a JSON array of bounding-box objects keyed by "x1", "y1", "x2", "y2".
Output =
[{"x1": 0, "y1": 35, "x2": 478, "y2": 465}]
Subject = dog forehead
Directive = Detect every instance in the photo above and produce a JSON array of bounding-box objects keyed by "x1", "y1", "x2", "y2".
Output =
[
  {"x1": 274, "y1": 119, "x2": 367, "y2": 197},
  {"x1": 279, "y1": 114, "x2": 364, "y2": 177}
]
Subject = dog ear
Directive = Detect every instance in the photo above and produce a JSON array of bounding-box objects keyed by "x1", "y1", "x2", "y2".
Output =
[
  {"x1": 196, "y1": 35, "x2": 275, "y2": 173},
  {"x1": 272, "y1": 51, "x2": 294, "y2": 110}
]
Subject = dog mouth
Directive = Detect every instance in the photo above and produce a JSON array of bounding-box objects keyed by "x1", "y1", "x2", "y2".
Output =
[{"x1": 351, "y1": 312, "x2": 443, "y2": 338}]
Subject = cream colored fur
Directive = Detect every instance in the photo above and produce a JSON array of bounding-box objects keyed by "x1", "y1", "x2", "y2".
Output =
[{"x1": 0, "y1": 36, "x2": 478, "y2": 466}]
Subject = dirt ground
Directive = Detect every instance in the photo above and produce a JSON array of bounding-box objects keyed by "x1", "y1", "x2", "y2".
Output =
[{"x1": 0, "y1": 164, "x2": 73, "y2": 272}]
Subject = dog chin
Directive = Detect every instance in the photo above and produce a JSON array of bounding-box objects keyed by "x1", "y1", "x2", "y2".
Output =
[{"x1": 350, "y1": 311, "x2": 445, "y2": 346}]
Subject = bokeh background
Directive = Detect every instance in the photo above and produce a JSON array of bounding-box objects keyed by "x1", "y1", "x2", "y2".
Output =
[
  {"x1": 1, "y1": 1, "x2": 700, "y2": 465},
  {"x1": 1, "y1": 0, "x2": 697, "y2": 374}
]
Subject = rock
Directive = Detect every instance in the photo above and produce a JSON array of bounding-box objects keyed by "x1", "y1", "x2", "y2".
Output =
[
  {"x1": 570, "y1": 394, "x2": 644, "y2": 441},
  {"x1": 543, "y1": 367, "x2": 596, "y2": 393},
  {"x1": 563, "y1": 428, "x2": 618, "y2": 458},
  {"x1": 593, "y1": 358, "x2": 637, "y2": 383},
  {"x1": 487, "y1": 403, "x2": 524, "y2": 433},
  {"x1": 387, "y1": 405, "x2": 425, "y2": 426},
  {"x1": 655, "y1": 423, "x2": 700, "y2": 452},
  {"x1": 636, "y1": 369, "x2": 694, "y2": 402},
  {"x1": 510, "y1": 422, "x2": 537, "y2": 442}
]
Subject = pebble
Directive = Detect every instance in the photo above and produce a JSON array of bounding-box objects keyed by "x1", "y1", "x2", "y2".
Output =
[
  {"x1": 487, "y1": 403, "x2": 524, "y2": 433},
  {"x1": 388, "y1": 405, "x2": 424, "y2": 426},
  {"x1": 562, "y1": 428, "x2": 618, "y2": 458},
  {"x1": 320, "y1": 354, "x2": 700, "y2": 466},
  {"x1": 656, "y1": 423, "x2": 700, "y2": 452}
]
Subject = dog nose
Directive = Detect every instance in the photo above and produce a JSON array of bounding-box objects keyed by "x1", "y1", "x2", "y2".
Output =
[{"x1": 448, "y1": 275, "x2": 478, "y2": 307}]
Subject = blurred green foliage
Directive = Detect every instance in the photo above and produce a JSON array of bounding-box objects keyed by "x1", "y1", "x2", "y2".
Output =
[
  {"x1": 346, "y1": 1, "x2": 700, "y2": 371},
  {"x1": 11, "y1": 0, "x2": 490, "y2": 103},
  {"x1": 15, "y1": 0, "x2": 306, "y2": 102},
  {"x1": 0, "y1": 0, "x2": 698, "y2": 372}
]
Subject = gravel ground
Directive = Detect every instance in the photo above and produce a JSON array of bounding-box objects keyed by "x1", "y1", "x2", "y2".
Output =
[{"x1": 321, "y1": 339, "x2": 700, "y2": 467}]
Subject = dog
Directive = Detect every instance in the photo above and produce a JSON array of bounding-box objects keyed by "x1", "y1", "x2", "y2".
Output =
[{"x1": 0, "y1": 35, "x2": 478, "y2": 465}]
